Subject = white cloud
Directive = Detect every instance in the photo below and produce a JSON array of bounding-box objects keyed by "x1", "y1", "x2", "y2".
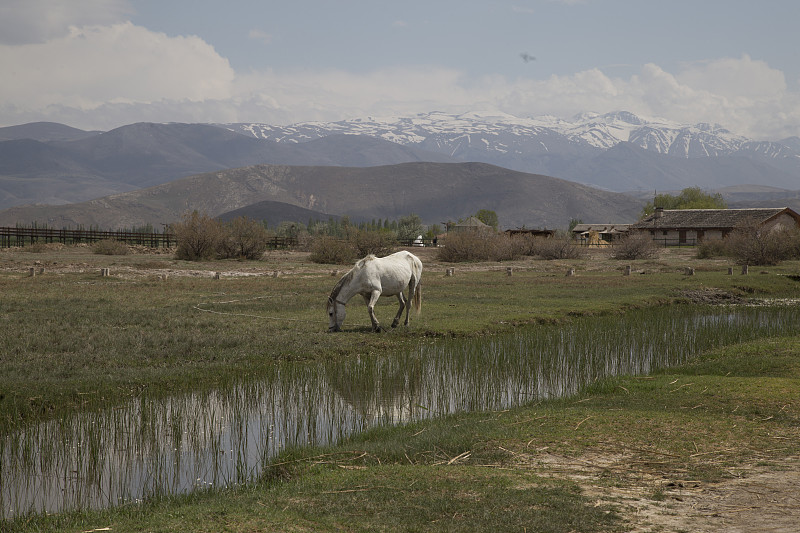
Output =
[
  {"x1": 676, "y1": 55, "x2": 786, "y2": 100},
  {"x1": 0, "y1": 21, "x2": 797, "y2": 141},
  {"x1": 248, "y1": 29, "x2": 272, "y2": 45},
  {"x1": 0, "y1": 21, "x2": 235, "y2": 121},
  {"x1": 0, "y1": 0, "x2": 131, "y2": 44}
]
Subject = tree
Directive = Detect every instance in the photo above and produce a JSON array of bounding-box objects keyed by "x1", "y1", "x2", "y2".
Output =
[
  {"x1": 173, "y1": 211, "x2": 225, "y2": 261},
  {"x1": 221, "y1": 216, "x2": 272, "y2": 259},
  {"x1": 640, "y1": 187, "x2": 727, "y2": 218},
  {"x1": 475, "y1": 209, "x2": 499, "y2": 230},
  {"x1": 568, "y1": 218, "x2": 583, "y2": 232},
  {"x1": 396, "y1": 214, "x2": 423, "y2": 241}
]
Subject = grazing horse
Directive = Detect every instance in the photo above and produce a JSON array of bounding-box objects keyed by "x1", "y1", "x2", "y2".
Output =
[{"x1": 327, "y1": 250, "x2": 422, "y2": 332}]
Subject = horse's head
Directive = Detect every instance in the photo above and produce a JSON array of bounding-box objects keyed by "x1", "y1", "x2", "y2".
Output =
[{"x1": 327, "y1": 297, "x2": 346, "y2": 332}]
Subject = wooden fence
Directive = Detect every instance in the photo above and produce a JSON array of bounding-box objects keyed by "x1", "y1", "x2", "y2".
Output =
[
  {"x1": 0, "y1": 227, "x2": 300, "y2": 249},
  {"x1": 0, "y1": 227, "x2": 299, "y2": 249},
  {"x1": 0, "y1": 227, "x2": 175, "y2": 248}
]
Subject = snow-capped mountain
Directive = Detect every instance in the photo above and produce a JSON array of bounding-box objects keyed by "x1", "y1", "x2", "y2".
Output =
[
  {"x1": 222, "y1": 110, "x2": 751, "y2": 157},
  {"x1": 220, "y1": 111, "x2": 800, "y2": 191}
]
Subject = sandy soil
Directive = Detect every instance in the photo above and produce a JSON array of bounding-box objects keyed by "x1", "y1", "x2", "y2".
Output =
[{"x1": 524, "y1": 450, "x2": 800, "y2": 532}]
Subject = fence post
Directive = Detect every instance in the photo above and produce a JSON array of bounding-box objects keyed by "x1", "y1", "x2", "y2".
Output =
[
  {"x1": 741, "y1": 265, "x2": 749, "y2": 275},
  {"x1": 624, "y1": 265, "x2": 631, "y2": 276}
]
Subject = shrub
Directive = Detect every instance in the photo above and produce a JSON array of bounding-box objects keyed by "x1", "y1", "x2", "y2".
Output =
[
  {"x1": 173, "y1": 211, "x2": 225, "y2": 261},
  {"x1": 91, "y1": 239, "x2": 130, "y2": 255},
  {"x1": 696, "y1": 239, "x2": 730, "y2": 259},
  {"x1": 437, "y1": 231, "x2": 522, "y2": 262},
  {"x1": 21, "y1": 242, "x2": 62, "y2": 253},
  {"x1": 530, "y1": 236, "x2": 585, "y2": 260},
  {"x1": 726, "y1": 225, "x2": 799, "y2": 266},
  {"x1": 351, "y1": 230, "x2": 396, "y2": 257},
  {"x1": 611, "y1": 233, "x2": 659, "y2": 260},
  {"x1": 219, "y1": 217, "x2": 272, "y2": 260},
  {"x1": 309, "y1": 236, "x2": 357, "y2": 264}
]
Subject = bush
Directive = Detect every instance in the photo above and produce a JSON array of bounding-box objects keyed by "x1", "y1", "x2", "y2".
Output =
[
  {"x1": 91, "y1": 239, "x2": 130, "y2": 255},
  {"x1": 437, "y1": 231, "x2": 523, "y2": 262},
  {"x1": 351, "y1": 230, "x2": 396, "y2": 257},
  {"x1": 309, "y1": 236, "x2": 357, "y2": 264},
  {"x1": 173, "y1": 211, "x2": 225, "y2": 261},
  {"x1": 726, "y1": 225, "x2": 799, "y2": 266},
  {"x1": 611, "y1": 233, "x2": 659, "y2": 260},
  {"x1": 696, "y1": 239, "x2": 730, "y2": 259},
  {"x1": 219, "y1": 217, "x2": 271, "y2": 260},
  {"x1": 21, "y1": 242, "x2": 63, "y2": 253},
  {"x1": 530, "y1": 236, "x2": 585, "y2": 260}
]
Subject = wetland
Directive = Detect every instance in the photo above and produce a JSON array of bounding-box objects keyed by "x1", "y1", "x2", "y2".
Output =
[{"x1": 2, "y1": 245, "x2": 800, "y2": 532}]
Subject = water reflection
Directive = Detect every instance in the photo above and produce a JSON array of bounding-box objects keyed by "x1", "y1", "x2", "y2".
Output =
[{"x1": 3, "y1": 305, "x2": 800, "y2": 518}]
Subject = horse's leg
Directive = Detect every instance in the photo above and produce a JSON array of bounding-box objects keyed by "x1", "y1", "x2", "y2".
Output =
[
  {"x1": 392, "y1": 293, "x2": 406, "y2": 328},
  {"x1": 366, "y1": 290, "x2": 382, "y2": 332},
  {"x1": 403, "y1": 279, "x2": 416, "y2": 326}
]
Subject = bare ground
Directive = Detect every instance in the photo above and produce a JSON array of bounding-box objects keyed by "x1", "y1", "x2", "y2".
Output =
[{"x1": 515, "y1": 447, "x2": 800, "y2": 532}]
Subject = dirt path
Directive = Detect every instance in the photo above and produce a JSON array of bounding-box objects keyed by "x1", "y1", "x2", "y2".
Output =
[
  {"x1": 631, "y1": 462, "x2": 800, "y2": 532},
  {"x1": 533, "y1": 452, "x2": 800, "y2": 532}
]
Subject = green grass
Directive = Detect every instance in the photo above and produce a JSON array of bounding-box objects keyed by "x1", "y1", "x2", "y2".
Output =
[
  {"x1": 3, "y1": 249, "x2": 800, "y2": 421},
  {"x1": 3, "y1": 247, "x2": 800, "y2": 531},
  {"x1": 11, "y1": 332, "x2": 799, "y2": 532}
]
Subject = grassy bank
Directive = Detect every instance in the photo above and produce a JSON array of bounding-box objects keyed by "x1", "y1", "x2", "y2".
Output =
[{"x1": 11, "y1": 333, "x2": 800, "y2": 532}]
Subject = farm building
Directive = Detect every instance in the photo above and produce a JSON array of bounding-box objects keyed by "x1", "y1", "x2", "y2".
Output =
[
  {"x1": 504, "y1": 228, "x2": 555, "y2": 238},
  {"x1": 571, "y1": 224, "x2": 631, "y2": 245},
  {"x1": 630, "y1": 207, "x2": 800, "y2": 246},
  {"x1": 450, "y1": 216, "x2": 492, "y2": 233}
]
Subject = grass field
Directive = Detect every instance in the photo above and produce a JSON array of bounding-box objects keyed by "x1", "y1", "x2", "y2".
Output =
[{"x1": 2, "y1": 244, "x2": 800, "y2": 531}]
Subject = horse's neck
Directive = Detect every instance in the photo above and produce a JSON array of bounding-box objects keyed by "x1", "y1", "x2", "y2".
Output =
[{"x1": 334, "y1": 275, "x2": 361, "y2": 303}]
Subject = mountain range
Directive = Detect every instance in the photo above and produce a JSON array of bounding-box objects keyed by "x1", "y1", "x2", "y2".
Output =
[
  {"x1": 220, "y1": 111, "x2": 800, "y2": 192},
  {"x1": 0, "y1": 111, "x2": 798, "y2": 229}
]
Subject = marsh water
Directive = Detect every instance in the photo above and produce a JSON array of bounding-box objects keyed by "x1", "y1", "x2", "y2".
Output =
[{"x1": 3, "y1": 304, "x2": 800, "y2": 518}]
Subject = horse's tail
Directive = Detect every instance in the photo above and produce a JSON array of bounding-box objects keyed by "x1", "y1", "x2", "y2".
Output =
[
  {"x1": 412, "y1": 280, "x2": 422, "y2": 314},
  {"x1": 410, "y1": 256, "x2": 422, "y2": 315}
]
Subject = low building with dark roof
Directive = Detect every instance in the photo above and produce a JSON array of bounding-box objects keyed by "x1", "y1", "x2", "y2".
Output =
[
  {"x1": 571, "y1": 224, "x2": 631, "y2": 244},
  {"x1": 630, "y1": 207, "x2": 800, "y2": 245},
  {"x1": 505, "y1": 228, "x2": 555, "y2": 238},
  {"x1": 450, "y1": 216, "x2": 492, "y2": 233}
]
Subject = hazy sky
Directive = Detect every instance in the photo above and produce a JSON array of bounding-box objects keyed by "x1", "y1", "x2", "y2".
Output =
[{"x1": 1, "y1": 0, "x2": 799, "y2": 139}]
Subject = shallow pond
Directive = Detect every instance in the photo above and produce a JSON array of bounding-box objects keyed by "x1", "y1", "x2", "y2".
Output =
[{"x1": 3, "y1": 304, "x2": 800, "y2": 519}]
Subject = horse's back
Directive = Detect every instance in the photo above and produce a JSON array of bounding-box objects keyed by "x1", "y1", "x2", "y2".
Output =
[{"x1": 361, "y1": 251, "x2": 420, "y2": 295}]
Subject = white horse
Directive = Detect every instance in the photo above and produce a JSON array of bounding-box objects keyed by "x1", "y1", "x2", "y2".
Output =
[{"x1": 327, "y1": 250, "x2": 422, "y2": 332}]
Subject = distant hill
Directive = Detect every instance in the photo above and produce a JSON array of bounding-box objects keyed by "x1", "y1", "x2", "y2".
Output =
[
  {"x1": 0, "y1": 122, "x2": 454, "y2": 209},
  {"x1": 0, "y1": 162, "x2": 644, "y2": 230},
  {"x1": 0, "y1": 121, "x2": 100, "y2": 142},
  {"x1": 217, "y1": 200, "x2": 346, "y2": 227}
]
